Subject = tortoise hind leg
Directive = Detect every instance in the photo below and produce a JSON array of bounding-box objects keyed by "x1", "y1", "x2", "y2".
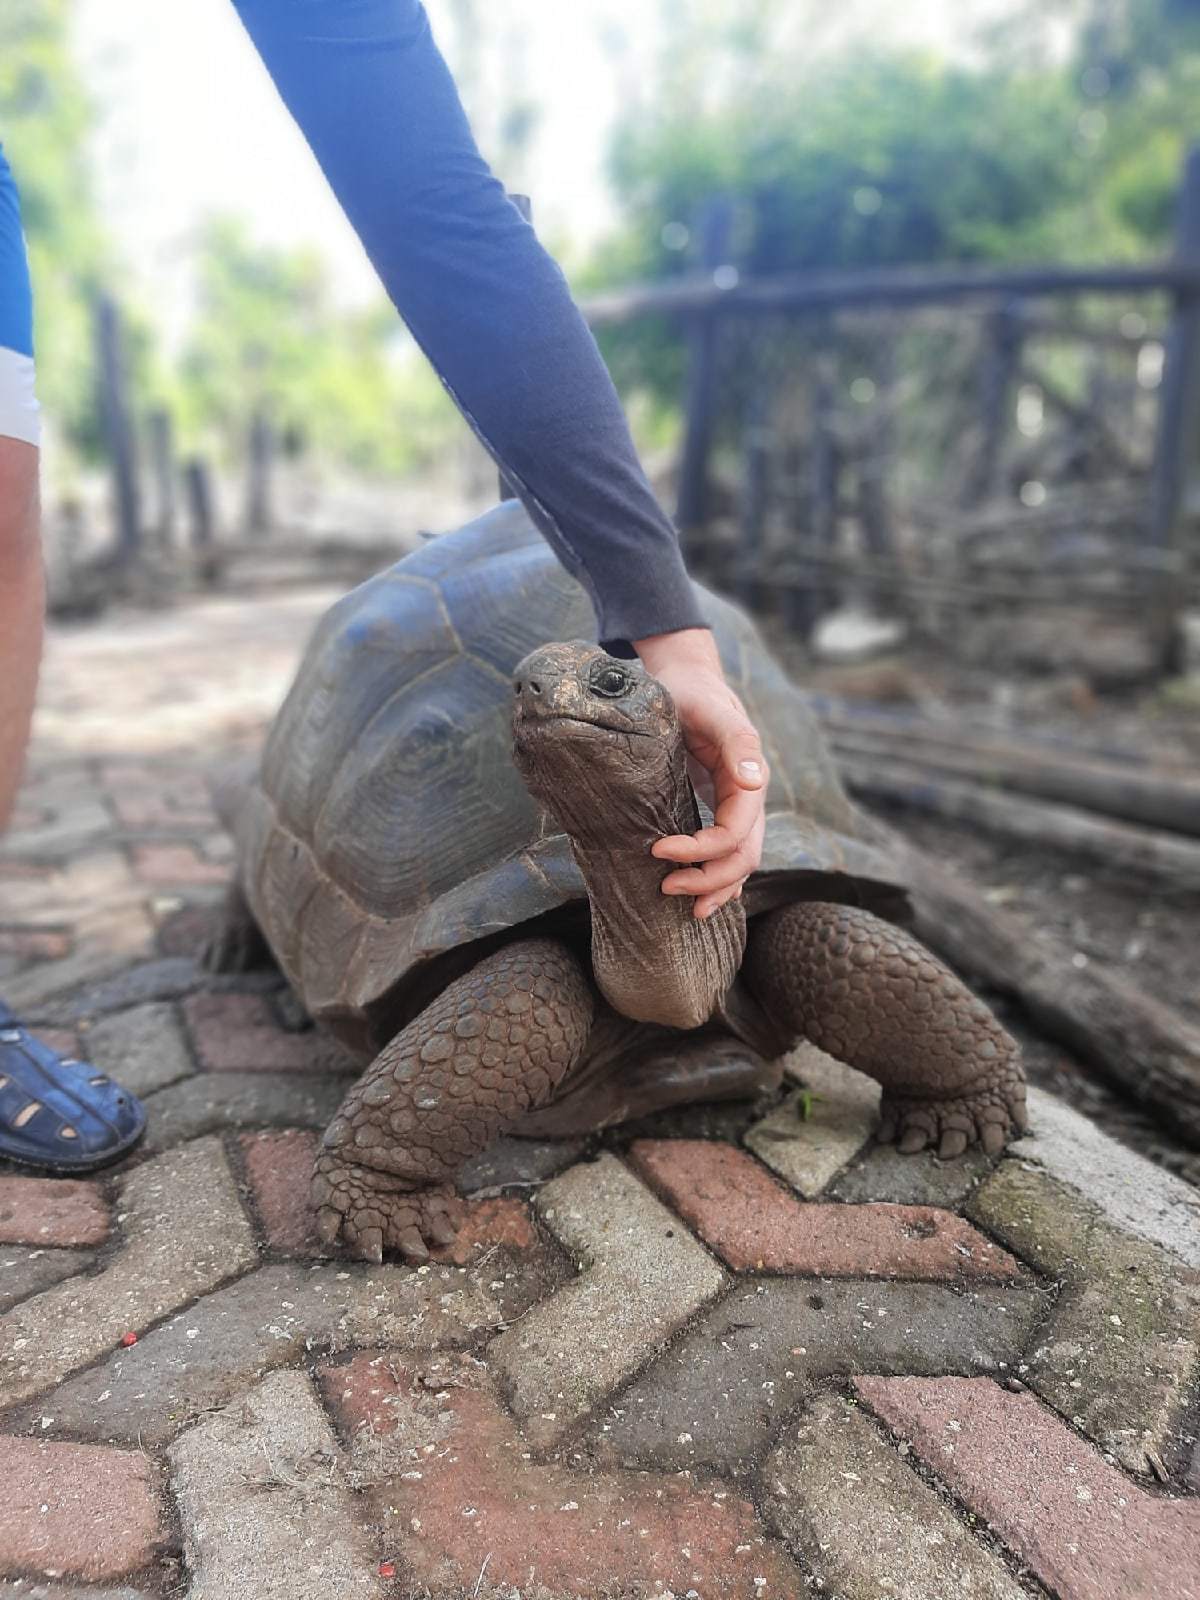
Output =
[
  {"x1": 201, "y1": 880, "x2": 274, "y2": 974},
  {"x1": 512, "y1": 1026, "x2": 781, "y2": 1137},
  {"x1": 744, "y1": 902, "x2": 1028, "y2": 1158},
  {"x1": 312, "y1": 936, "x2": 594, "y2": 1263}
]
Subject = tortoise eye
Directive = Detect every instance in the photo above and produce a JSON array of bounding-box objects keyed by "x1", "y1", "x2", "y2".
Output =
[{"x1": 590, "y1": 663, "x2": 630, "y2": 698}]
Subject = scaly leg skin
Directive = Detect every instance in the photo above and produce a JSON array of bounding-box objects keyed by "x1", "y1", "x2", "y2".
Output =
[
  {"x1": 312, "y1": 937, "x2": 593, "y2": 1263},
  {"x1": 201, "y1": 880, "x2": 274, "y2": 974},
  {"x1": 746, "y1": 902, "x2": 1028, "y2": 1158}
]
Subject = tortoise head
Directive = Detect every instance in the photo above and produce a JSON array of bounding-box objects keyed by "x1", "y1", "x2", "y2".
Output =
[
  {"x1": 511, "y1": 640, "x2": 745, "y2": 1032},
  {"x1": 511, "y1": 641, "x2": 691, "y2": 844}
]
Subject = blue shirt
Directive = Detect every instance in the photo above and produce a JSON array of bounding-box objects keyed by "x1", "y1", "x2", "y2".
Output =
[{"x1": 0, "y1": 144, "x2": 34, "y2": 358}]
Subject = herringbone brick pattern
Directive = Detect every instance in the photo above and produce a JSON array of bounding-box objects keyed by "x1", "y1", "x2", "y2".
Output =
[{"x1": 0, "y1": 592, "x2": 1196, "y2": 1599}]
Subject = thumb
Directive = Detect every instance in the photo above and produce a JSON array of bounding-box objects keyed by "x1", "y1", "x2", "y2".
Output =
[{"x1": 721, "y1": 722, "x2": 767, "y2": 791}]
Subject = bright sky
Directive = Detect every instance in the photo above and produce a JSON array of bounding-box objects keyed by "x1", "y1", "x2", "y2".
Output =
[{"x1": 71, "y1": 0, "x2": 1011, "y2": 343}]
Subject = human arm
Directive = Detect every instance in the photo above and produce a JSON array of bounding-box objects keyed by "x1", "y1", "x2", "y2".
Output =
[{"x1": 230, "y1": 0, "x2": 767, "y2": 903}]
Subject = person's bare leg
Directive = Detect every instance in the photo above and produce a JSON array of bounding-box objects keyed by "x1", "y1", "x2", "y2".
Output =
[{"x1": 0, "y1": 436, "x2": 42, "y2": 829}]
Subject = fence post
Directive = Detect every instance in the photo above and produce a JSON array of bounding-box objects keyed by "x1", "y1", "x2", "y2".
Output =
[
  {"x1": 245, "y1": 411, "x2": 275, "y2": 537},
  {"x1": 95, "y1": 295, "x2": 141, "y2": 561},
  {"x1": 786, "y1": 340, "x2": 839, "y2": 633},
  {"x1": 675, "y1": 196, "x2": 735, "y2": 535},
  {"x1": 148, "y1": 408, "x2": 175, "y2": 549},
  {"x1": 184, "y1": 457, "x2": 218, "y2": 584},
  {"x1": 499, "y1": 193, "x2": 533, "y2": 504},
  {"x1": 961, "y1": 300, "x2": 1022, "y2": 505},
  {"x1": 737, "y1": 380, "x2": 770, "y2": 607},
  {"x1": 1149, "y1": 144, "x2": 1200, "y2": 556}
]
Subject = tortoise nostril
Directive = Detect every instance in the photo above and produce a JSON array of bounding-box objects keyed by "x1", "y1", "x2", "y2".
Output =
[{"x1": 528, "y1": 679, "x2": 543, "y2": 694}]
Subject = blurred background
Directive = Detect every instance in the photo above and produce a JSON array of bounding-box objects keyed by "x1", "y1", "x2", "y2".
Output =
[
  {"x1": 5, "y1": 0, "x2": 1200, "y2": 1172},
  {"x1": 7, "y1": 0, "x2": 1200, "y2": 653}
]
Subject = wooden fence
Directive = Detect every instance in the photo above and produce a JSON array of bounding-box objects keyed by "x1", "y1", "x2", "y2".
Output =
[{"x1": 579, "y1": 145, "x2": 1200, "y2": 658}]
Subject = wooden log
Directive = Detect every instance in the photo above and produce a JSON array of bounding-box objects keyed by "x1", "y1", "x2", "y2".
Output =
[
  {"x1": 839, "y1": 755, "x2": 1200, "y2": 889},
  {"x1": 870, "y1": 821, "x2": 1200, "y2": 1146},
  {"x1": 825, "y1": 720, "x2": 1200, "y2": 835},
  {"x1": 581, "y1": 259, "x2": 1200, "y2": 329}
]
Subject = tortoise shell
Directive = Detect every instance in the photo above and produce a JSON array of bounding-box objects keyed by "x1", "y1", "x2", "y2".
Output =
[{"x1": 234, "y1": 500, "x2": 907, "y2": 1050}]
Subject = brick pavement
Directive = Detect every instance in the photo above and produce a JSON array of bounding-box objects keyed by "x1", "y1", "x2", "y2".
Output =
[{"x1": 0, "y1": 590, "x2": 1195, "y2": 1598}]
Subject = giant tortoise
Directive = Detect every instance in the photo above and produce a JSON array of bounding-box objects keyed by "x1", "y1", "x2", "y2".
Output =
[{"x1": 207, "y1": 500, "x2": 1028, "y2": 1261}]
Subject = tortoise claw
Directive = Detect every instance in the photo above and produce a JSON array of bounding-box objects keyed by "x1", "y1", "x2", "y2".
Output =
[
  {"x1": 353, "y1": 1226, "x2": 385, "y2": 1265},
  {"x1": 316, "y1": 1205, "x2": 342, "y2": 1248},
  {"x1": 309, "y1": 1152, "x2": 462, "y2": 1263}
]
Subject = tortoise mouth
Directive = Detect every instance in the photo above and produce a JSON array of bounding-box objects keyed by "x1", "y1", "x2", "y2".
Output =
[{"x1": 513, "y1": 709, "x2": 656, "y2": 741}]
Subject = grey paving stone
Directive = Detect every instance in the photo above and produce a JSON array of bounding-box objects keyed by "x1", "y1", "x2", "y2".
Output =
[
  {"x1": 745, "y1": 1045, "x2": 879, "y2": 1199},
  {"x1": 139, "y1": 1070, "x2": 348, "y2": 1152},
  {"x1": 28, "y1": 959, "x2": 278, "y2": 1027},
  {"x1": 17, "y1": 1255, "x2": 555, "y2": 1446},
  {"x1": 81, "y1": 1001, "x2": 194, "y2": 1096},
  {"x1": 761, "y1": 1393, "x2": 1024, "y2": 1600},
  {"x1": 1013, "y1": 1086, "x2": 1200, "y2": 1269},
  {"x1": 830, "y1": 1143, "x2": 994, "y2": 1206},
  {"x1": 490, "y1": 1153, "x2": 725, "y2": 1446},
  {"x1": 457, "y1": 1134, "x2": 586, "y2": 1196},
  {"x1": 970, "y1": 1160, "x2": 1200, "y2": 1475},
  {"x1": 0, "y1": 1137, "x2": 256, "y2": 1409},
  {"x1": 598, "y1": 1276, "x2": 1045, "y2": 1476},
  {"x1": 0, "y1": 1248, "x2": 91, "y2": 1315},
  {"x1": 169, "y1": 1369, "x2": 382, "y2": 1600}
]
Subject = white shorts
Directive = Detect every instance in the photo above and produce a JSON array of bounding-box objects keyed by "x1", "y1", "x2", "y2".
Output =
[{"x1": 0, "y1": 345, "x2": 40, "y2": 447}]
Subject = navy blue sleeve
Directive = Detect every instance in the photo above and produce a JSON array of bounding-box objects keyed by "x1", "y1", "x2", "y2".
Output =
[{"x1": 230, "y1": 0, "x2": 704, "y2": 649}]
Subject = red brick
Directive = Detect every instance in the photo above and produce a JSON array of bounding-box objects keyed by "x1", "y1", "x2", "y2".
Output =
[
  {"x1": 130, "y1": 844, "x2": 228, "y2": 887},
  {"x1": 0, "y1": 1177, "x2": 109, "y2": 1247},
  {"x1": 629, "y1": 1140, "x2": 1019, "y2": 1279},
  {"x1": 240, "y1": 1128, "x2": 538, "y2": 1265},
  {"x1": 0, "y1": 928, "x2": 72, "y2": 963},
  {"x1": 183, "y1": 992, "x2": 349, "y2": 1073},
  {"x1": 111, "y1": 791, "x2": 215, "y2": 831},
  {"x1": 240, "y1": 1129, "x2": 322, "y2": 1253},
  {"x1": 855, "y1": 1375, "x2": 1200, "y2": 1600},
  {"x1": 0, "y1": 1436, "x2": 162, "y2": 1580},
  {"x1": 320, "y1": 1351, "x2": 799, "y2": 1596}
]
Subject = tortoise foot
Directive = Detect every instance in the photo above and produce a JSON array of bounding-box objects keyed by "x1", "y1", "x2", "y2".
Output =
[
  {"x1": 878, "y1": 1068, "x2": 1029, "y2": 1159},
  {"x1": 200, "y1": 882, "x2": 273, "y2": 975},
  {"x1": 311, "y1": 1153, "x2": 464, "y2": 1264}
]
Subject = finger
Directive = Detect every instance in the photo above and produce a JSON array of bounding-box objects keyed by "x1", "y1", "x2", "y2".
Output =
[
  {"x1": 661, "y1": 844, "x2": 757, "y2": 898},
  {"x1": 694, "y1": 880, "x2": 745, "y2": 920},
  {"x1": 651, "y1": 785, "x2": 764, "y2": 867},
  {"x1": 718, "y1": 725, "x2": 767, "y2": 791},
  {"x1": 652, "y1": 825, "x2": 745, "y2": 863},
  {"x1": 662, "y1": 810, "x2": 765, "y2": 897}
]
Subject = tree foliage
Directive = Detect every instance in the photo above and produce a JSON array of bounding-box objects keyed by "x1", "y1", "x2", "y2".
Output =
[{"x1": 177, "y1": 218, "x2": 460, "y2": 474}]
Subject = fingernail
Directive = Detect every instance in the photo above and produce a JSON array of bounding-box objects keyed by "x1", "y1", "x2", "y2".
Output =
[{"x1": 737, "y1": 759, "x2": 762, "y2": 780}]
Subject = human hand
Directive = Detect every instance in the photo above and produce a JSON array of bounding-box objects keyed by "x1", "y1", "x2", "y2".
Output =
[{"x1": 633, "y1": 627, "x2": 768, "y2": 919}]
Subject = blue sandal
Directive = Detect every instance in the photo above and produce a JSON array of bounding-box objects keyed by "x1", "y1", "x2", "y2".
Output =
[{"x1": 0, "y1": 1001, "x2": 146, "y2": 1174}]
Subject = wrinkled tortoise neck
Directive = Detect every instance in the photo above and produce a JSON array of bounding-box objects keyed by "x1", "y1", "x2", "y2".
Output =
[{"x1": 557, "y1": 725, "x2": 747, "y2": 1033}]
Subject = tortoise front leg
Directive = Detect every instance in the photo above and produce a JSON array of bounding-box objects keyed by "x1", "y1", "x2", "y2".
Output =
[
  {"x1": 312, "y1": 937, "x2": 593, "y2": 1263},
  {"x1": 745, "y1": 902, "x2": 1028, "y2": 1158}
]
